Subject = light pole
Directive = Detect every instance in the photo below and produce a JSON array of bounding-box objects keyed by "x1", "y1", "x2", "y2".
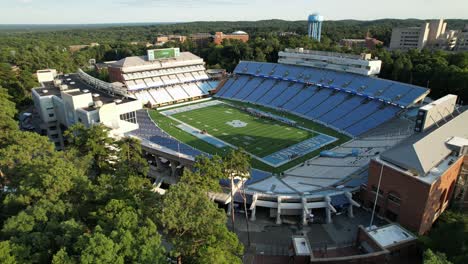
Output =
[{"x1": 369, "y1": 162, "x2": 384, "y2": 229}]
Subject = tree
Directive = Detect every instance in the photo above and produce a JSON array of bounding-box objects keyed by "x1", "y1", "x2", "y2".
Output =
[
  {"x1": 421, "y1": 211, "x2": 468, "y2": 264},
  {"x1": 158, "y1": 183, "x2": 243, "y2": 264},
  {"x1": 423, "y1": 249, "x2": 452, "y2": 264},
  {"x1": 223, "y1": 149, "x2": 251, "y2": 229},
  {"x1": 64, "y1": 123, "x2": 117, "y2": 175}
]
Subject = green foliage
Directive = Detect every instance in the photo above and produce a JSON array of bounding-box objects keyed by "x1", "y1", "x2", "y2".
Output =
[
  {"x1": 421, "y1": 211, "x2": 468, "y2": 264},
  {"x1": 0, "y1": 90, "x2": 165, "y2": 263},
  {"x1": 424, "y1": 249, "x2": 453, "y2": 264},
  {"x1": 158, "y1": 183, "x2": 243, "y2": 263}
]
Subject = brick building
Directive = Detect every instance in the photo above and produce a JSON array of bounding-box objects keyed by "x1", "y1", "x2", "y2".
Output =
[
  {"x1": 340, "y1": 37, "x2": 383, "y2": 50},
  {"x1": 363, "y1": 109, "x2": 468, "y2": 235},
  {"x1": 213, "y1": 31, "x2": 249, "y2": 45}
]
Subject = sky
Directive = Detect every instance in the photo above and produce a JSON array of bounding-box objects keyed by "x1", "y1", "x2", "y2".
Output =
[{"x1": 0, "y1": 0, "x2": 467, "y2": 24}]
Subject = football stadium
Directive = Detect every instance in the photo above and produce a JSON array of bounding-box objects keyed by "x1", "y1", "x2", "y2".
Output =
[
  {"x1": 33, "y1": 47, "x2": 439, "y2": 225},
  {"x1": 116, "y1": 48, "x2": 431, "y2": 224}
]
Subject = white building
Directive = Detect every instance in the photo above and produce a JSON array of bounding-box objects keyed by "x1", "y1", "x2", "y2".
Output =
[
  {"x1": 390, "y1": 19, "x2": 459, "y2": 51},
  {"x1": 455, "y1": 25, "x2": 468, "y2": 51},
  {"x1": 32, "y1": 70, "x2": 142, "y2": 149},
  {"x1": 278, "y1": 48, "x2": 382, "y2": 76}
]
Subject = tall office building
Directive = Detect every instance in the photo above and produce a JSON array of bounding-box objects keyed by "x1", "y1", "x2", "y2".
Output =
[{"x1": 308, "y1": 14, "x2": 324, "y2": 42}]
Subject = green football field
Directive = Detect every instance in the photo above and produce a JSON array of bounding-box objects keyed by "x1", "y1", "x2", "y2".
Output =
[{"x1": 171, "y1": 103, "x2": 317, "y2": 157}]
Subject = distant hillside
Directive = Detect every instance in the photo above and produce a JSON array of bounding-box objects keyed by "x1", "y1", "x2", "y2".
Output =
[{"x1": 0, "y1": 19, "x2": 466, "y2": 46}]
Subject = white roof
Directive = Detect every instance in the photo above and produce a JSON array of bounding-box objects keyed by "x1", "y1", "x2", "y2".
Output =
[
  {"x1": 111, "y1": 52, "x2": 204, "y2": 73},
  {"x1": 381, "y1": 110, "x2": 468, "y2": 176},
  {"x1": 367, "y1": 224, "x2": 415, "y2": 248},
  {"x1": 292, "y1": 236, "x2": 312, "y2": 256},
  {"x1": 232, "y1": 30, "x2": 248, "y2": 35}
]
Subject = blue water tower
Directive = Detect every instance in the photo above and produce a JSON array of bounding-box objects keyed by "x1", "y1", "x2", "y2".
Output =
[{"x1": 308, "y1": 13, "x2": 324, "y2": 42}]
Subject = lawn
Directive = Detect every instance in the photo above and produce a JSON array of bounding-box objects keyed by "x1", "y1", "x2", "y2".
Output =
[{"x1": 171, "y1": 103, "x2": 317, "y2": 158}]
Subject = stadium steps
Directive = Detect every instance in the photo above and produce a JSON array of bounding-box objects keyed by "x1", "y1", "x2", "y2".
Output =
[
  {"x1": 163, "y1": 87, "x2": 175, "y2": 101},
  {"x1": 247, "y1": 79, "x2": 279, "y2": 103},
  {"x1": 270, "y1": 82, "x2": 303, "y2": 107},
  {"x1": 304, "y1": 91, "x2": 346, "y2": 118},
  {"x1": 147, "y1": 90, "x2": 159, "y2": 105},
  {"x1": 314, "y1": 93, "x2": 352, "y2": 120},
  {"x1": 277, "y1": 84, "x2": 306, "y2": 108},
  {"x1": 216, "y1": 78, "x2": 236, "y2": 97},
  {"x1": 300, "y1": 88, "x2": 333, "y2": 116},
  {"x1": 234, "y1": 77, "x2": 263, "y2": 100},
  {"x1": 222, "y1": 76, "x2": 250, "y2": 98},
  {"x1": 341, "y1": 103, "x2": 386, "y2": 131},
  {"x1": 180, "y1": 85, "x2": 191, "y2": 98},
  {"x1": 327, "y1": 98, "x2": 368, "y2": 124},
  {"x1": 256, "y1": 80, "x2": 284, "y2": 105},
  {"x1": 230, "y1": 76, "x2": 252, "y2": 99},
  {"x1": 288, "y1": 85, "x2": 321, "y2": 112},
  {"x1": 240, "y1": 79, "x2": 266, "y2": 101},
  {"x1": 265, "y1": 81, "x2": 293, "y2": 106}
]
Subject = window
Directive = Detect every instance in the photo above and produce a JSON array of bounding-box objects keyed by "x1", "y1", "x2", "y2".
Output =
[
  {"x1": 48, "y1": 113, "x2": 54, "y2": 117},
  {"x1": 371, "y1": 185, "x2": 384, "y2": 196},
  {"x1": 388, "y1": 192, "x2": 401, "y2": 205},
  {"x1": 120, "y1": 111, "x2": 137, "y2": 124},
  {"x1": 385, "y1": 210, "x2": 398, "y2": 222},
  {"x1": 49, "y1": 126, "x2": 57, "y2": 130}
]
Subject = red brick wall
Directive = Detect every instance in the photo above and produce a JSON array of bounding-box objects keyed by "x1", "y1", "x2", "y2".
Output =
[
  {"x1": 213, "y1": 32, "x2": 249, "y2": 45},
  {"x1": 365, "y1": 157, "x2": 464, "y2": 235},
  {"x1": 108, "y1": 67, "x2": 124, "y2": 83}
]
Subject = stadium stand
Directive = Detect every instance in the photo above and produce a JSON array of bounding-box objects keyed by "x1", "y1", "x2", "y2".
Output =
[
  {"x1": 108, "y1": 51, "x2": 218, "y2": 107},
  {"x1": 215, "y1": 61, "x2": 429, "y2": 136}
]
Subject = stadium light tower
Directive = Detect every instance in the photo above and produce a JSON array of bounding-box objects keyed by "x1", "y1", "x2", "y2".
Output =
[{"x1": 308, "y1": 13, "x2": 324, "y2": 42}]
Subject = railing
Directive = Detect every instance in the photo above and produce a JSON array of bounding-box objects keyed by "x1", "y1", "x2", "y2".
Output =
[{"x1": 77, "y1": 69, "x2": 129, "y2": 96}]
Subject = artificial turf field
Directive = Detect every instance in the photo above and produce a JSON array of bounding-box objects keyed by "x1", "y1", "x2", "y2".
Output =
[
  {"x1": 171, "y1": 103, "x2": 317, "y2": 157},
  {"x1": 149, "y1": 99, "x2": 351, "y2": 172}
]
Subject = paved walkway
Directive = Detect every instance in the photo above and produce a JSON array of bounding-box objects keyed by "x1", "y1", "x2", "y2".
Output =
[{"x1": 229, "y1": 207, "x2": 388, "y2": 261}]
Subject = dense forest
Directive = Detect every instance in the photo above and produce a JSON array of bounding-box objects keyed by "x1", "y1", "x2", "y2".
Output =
[{"x1": 0, "y1": 19, "x2": 467, "y2": 108}]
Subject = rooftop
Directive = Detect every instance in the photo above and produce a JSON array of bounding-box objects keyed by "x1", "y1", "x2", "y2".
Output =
[
  {"x1": 34, "y1": 73, "x2": 135, "y2": 109},
  {"x1": 367, "y1": 224, "x2": 415, "y2": 248},
  {"x1": 110, "y1": 52, "x2": 203, "y2": 72},
  {"x1": 380, "y1": 109, "x2": 468, "y2": 177}
]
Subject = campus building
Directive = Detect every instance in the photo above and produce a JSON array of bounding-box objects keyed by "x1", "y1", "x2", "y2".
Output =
[
  {"x1": 340, "y1": 37, "x2": 383, "y2": 50},
  {"x1": 278, "y1": 48, "x2": 382, "y2": 76},
  {"x1": 363, "y1": 95, "x2": 467, "y2": 235},
  {"x1": 32, "y1": 69, "x2": 141, "y2": 149},
  {"x1": 389, "y1": 19, "x2": 458, "y2": 50},
  {"x1": 213, "y1": 31, "x2": 249, "y2": 45}
]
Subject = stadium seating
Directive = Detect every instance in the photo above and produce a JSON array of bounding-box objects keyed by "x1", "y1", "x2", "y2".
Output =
[{"x1": 215, "y1": 61, "x2": 428, "y2": 136}]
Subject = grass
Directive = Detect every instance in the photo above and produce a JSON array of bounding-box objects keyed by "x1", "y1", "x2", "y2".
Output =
[
  {"x1": 172, "y1": 104, "x2": 317, "y2": 157},
  {"x1": 149, "y1": 99, "x2": 351, "y2": 173}
]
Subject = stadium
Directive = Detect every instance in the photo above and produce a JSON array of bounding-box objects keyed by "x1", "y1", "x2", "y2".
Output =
[
  {"x1": 32, "y1": 45, "x2": 468, "y2": 256},
  {"x1": 105, "y1": 48, "x2": 431, "y2": 224}
]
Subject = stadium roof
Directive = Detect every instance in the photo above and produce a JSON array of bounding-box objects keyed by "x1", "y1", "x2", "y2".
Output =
[
  {"x1": 110, "y1": 52, "x2": 204, "y2": 72},
  {"x1": 380, "y1": 110, "x2": 468, "y2": 177}
]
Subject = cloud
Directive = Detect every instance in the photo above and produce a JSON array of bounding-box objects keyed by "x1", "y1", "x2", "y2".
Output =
[{"x1": 17, "y1": 0, "x2": 33, "y2": 3}]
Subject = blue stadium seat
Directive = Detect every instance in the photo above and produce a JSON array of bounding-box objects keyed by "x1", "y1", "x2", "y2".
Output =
[
  {"x1": 332, "y1": 100, "x2": 381, "y2": 129},
  {"x1": 234, "y1": 77, "x2": 263, "y2": 100},
  {"x1": 308, "y1": 92, "x2": 349, "y2": 119},
  {"x1": 270, "y1": 83, "x2": 303, "y2": 107},
  {"x1": 244, "y1": 79, "x2": 276, "y2": 102},
  {"x1": 320, "y1": 96, "x2": 364, "y2": 124}
]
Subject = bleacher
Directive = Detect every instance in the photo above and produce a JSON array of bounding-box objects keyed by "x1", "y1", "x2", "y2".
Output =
[{"x1": 215, "y1": 61, "x2": 429, "y2": 136}]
